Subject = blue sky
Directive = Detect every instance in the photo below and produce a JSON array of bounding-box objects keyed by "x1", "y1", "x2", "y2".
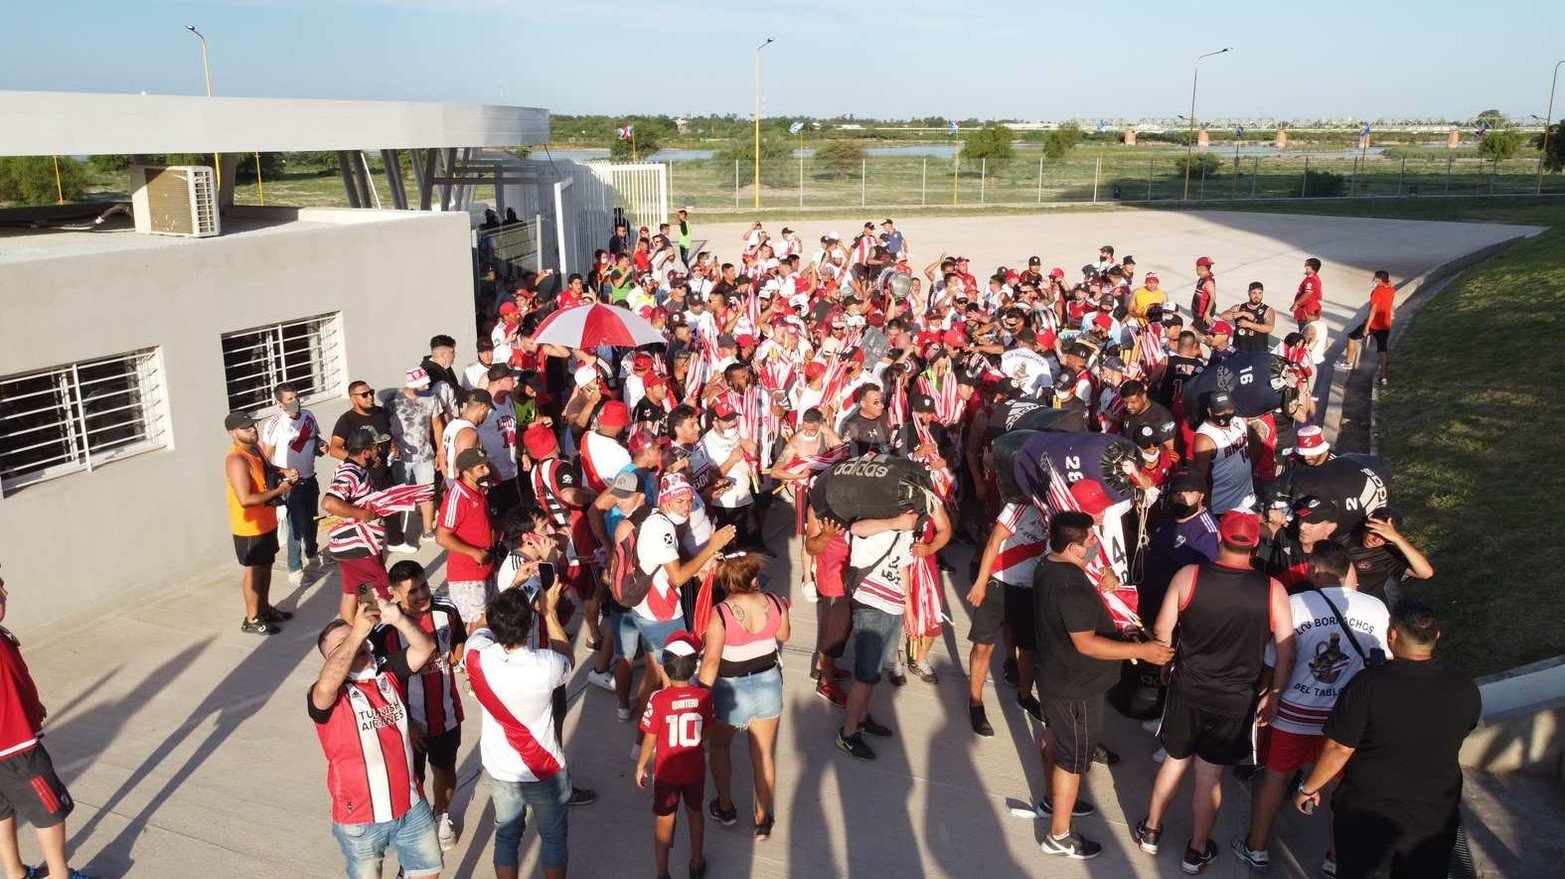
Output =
[{"x1": 4, "y1": 0, "x2": 1562, "y2": 121}]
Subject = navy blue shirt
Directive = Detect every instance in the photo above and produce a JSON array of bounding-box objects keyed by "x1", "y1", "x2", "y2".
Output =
[{"x1": 1141, "y1": 510, "x2": 1220, "y2": 612}]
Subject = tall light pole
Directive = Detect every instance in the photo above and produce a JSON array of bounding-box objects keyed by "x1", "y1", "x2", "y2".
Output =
[
  {"x1": 754, "y1": 37, "x2": 774, "y2": 210},
  {"x1": 1536, "y1": 59, "x2": 1564, "y2": 196},
  {"x1": 185, "y1": 25, "x2": 222, "y2": 193},
  {"x1": 1184, "y1": 47, "x2": 1231, "y2": 201}
]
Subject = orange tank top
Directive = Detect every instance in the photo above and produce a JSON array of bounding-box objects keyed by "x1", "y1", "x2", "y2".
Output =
[{"x1": 226, "y1": 442, "x2": 277, "y2": 536}]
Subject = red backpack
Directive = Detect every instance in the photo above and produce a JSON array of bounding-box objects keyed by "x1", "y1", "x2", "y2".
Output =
[{"x1": 608, "y1": 506, "x2": 659, "y2": 608}]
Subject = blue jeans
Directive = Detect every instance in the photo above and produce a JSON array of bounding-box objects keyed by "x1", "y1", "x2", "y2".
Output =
[
  {"x1": 282, "y1": 475, "x2": 320, "y2": 572},
  {"x1": 331, "y1": 797, "x2": 443, "y2": 879},
  {"x1": 850, "y1": 603, "x2": 904, "y2": 685},
  {"x1": 491, "y1": 769, "x2": 571, "y2": 871}
]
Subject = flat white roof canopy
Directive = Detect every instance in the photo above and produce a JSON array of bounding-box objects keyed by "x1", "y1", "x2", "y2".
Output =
[{"x1": 0, "y1": 91, "x2": 550, "y2": 156}]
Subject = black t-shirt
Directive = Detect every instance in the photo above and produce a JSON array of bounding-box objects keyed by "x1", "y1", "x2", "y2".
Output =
[
  {"x1": 1159, "y1": 354, "x2": 1205, "y2": 405},
  {"x1": 1032, "y1": 558, "x2": 1122, "y2": 700},
  {"x1": 1119, "y1": 400, "x2": 1177, "y2": 447},
  {"x1": 1347, "y1": 542, "x2": 1409, "y2": 602},
  {"x1": 840, "y1": 413, "x2": 891, "y2": 452},
  {"x1": 333, "y1": 408, "x2": 394, "y2": 460},
  {"x1": 1323, "y1": 659, "x2": 1480, "y2": 824},
  {"x1": 632, "y1": 397, "x2": 670, "y2": 434},
  {"x1": 305, "y1": 649, "x2": 413, "y2": 724}
]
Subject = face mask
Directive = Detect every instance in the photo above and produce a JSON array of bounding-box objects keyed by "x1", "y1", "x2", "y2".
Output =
[
  {"x1": 282, "y1": 401, "x2": 301, "y2": 415},
  {"x1": 1168, "y1": 499, "x2": 1198, "y2": 519},
  {"x1": 1212, "y1": 413, "x2": 1234, "y2": 428},
  {"x1": 717, "y1": 425, "x2": 737, "y2": 440},
  {"x1": 664, "y1": 510, "x2": 689, "y2": 525}
]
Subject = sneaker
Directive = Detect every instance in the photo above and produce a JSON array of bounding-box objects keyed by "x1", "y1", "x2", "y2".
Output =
[
  {"x1": 616, "y1": 706, "x2": 633, "y2": 723},
  {"x1": 1038, "y1": 795, "x2": 1096, "y2": 818},
  {"x1": 587, "y1": 669, "x2": 617, "y2": 692},
  {"x1": 709, "y1": 798, "x2": 738, "y2": 826},
  {"x1": 889, "y1": 662, "x2": 908, "y2": 687},
  {"x1": 858, "y1": 714, "x2": 893, "y2": 738},
  {"x1": 1133, "y1": 818, "x2": 1162, "y2": 855},
  {"x1": 630, "y1": 743, "x2": 642, "y2": 762},
  {"x1": 568, "y1": 786, "x2": 597, "y2": 806},
  {"x1": 287, "y1": 569, "x2": 305, "y2": 585},
  {"x1": 240, "y1": 616, "x2": 279, "y2": 635},
  {"x1": 1151, "y1": 747, "x2": 1168, "y2": 764},
  {"x1": 1017, "y1": 695, "x2": 1044, "y2": 723},
  {"x1": 1091, "y1": 744, "x2": 1120, "y2": 766},
  {"x1": 1001, "y1": 658, "x2": 1019, "y2": 688},
  {"x1": 263, "y1": 605, "x2": 294, "y2": 623},
  {"x1": 24, "y1": 869, "x2": 97, "y2": 879},
  {"x1": 970, "y1": 704, "x2": 994, "y2": 737},
  {"x1": 802, "y1": 578, "x2": 818, "y2": 603},
  {"x1": 1041, "y1": 830, "x2": 1103, "y2": 860},
  {"x1": 306, "y1": 553, "x2": 323, "y2": 568},
  {"x1": 835, "y1": 730, "x2": 875, "y2": 760},
  {"x1": 1334, "y1": 360, "x2": 1351, "y2": 371},
  {"x1": 912, "y1": 660, "x2": 938, "y2": 684},
  {"x1": 1181, "y1": 840, "x2": 1218, "y2": 874},
  {"x1": 436, "y1": 812, "x2": 457, "y2": 851},
  {"x1": 1232, "y1": 836, "x2": 1270, "y2": 871},
  {"x1": 816, "y1": 680, "x2": 848, "y2": 707},
  {"x1": 387, "y1": 542, "x2": 419, "y2": 554},
  {"x1": 1320, "y1": 858, "x2": 1337, "y2": 879}
]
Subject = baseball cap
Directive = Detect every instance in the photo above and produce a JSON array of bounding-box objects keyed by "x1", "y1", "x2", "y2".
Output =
[
  {"x1": 1093, "y1": 313, "x2": 1114, "y2": 331},
  {"x1": 632, "y1": 352, "x2": 653, "y2": 372},
  {"x1": 662, "y1": 630, "x2": 702, "y2": 657},
  {"x1": 1055, "y1": 370, "x2": 1078, "y2": 393},
  {"x1": 666, "y1": 310, "x2": 688, "y2": 329},
  {"x1": 910, "y1": 393, "x2": 937, "y2": 413},
  {"x1": 1293, "y1": 495, "x2": 1340, "y2": 523},
  {"x1": 943, "y1": 328, "x2": 968, "y2": 348},
  {"x1": 1049, "y1": 267, "x2": 1065, "y2": 279},
  {"x1": 804, "y1": 361, "x2": 826, "y2": 381},
  {"x1": 1028, "y1": 256, "x2": 1042, "y2": 266},
  {"x1": 1218, "y1": 510, "x2": 1261, "y2": 547},
  {"x1": 627, "y1": 428, "x2": 669, "y2": 456},
  {"x1": 487, "y1": 363, "x2": 516, "y2": 382},
  {"x1": 573, "y1": 365, "x2": 599, "y2": 387},
  {"x1": 1066, "y1": 342, "x2": 1093, "y2": 360},
  {"x1": 1210, "y1": 320, "x2": 1234, "y2": 336},
  {"x1": 1208, "y1": 391, "x2": 1237, "y2": 413},
  {"x1": 498, "y1": 301, "x2": 521, "y2": 317},
  {"x1": 345, "y1": 424, "x2": 391, "y2": 453},
  {"x1": 609, "y1": 469, "x2": 642, "y2": 499},
  {"x1": 223, "y1": 411, "x2": 256, "y2": 431},
  {"x1": 737, "y1": 334, "x2": 759, "y2": 348},
  {"x1": 598, "y1": 400, "x2": 630, "y2": 428},
  {"x1": 1169, "y1": 469, "x2": 1205, "y2": 494},
  {"x1": 660, "y1": 471, "x2": 694, "y2": 500},
  {"x1": 1294, "y1": 424, "x2": 1330, "y2": 455},
  {"x1": 476, "y1": 337, "x2": 495, "y2": 352},
  {"x1": 455, "y1": 447, "x2": 489, "y2": 472},
  {"x1": 710, "y1": 400, "x2": 739, "y2": 421},
  {"x1": 644, "y1": 373, "x2": 669, "y2": 390},
  {"x1": 1069, "y1": 479, "x2": 1113, "y2": 516},
  {"x1": 404, "y1": 367, "x2": 432, "y2": 390},
  {"x1": 1145, "y1": 271, "x2": 1160, "y2": 282},
  {"x1": 1195, "y1": 256, "x2": 1215, "y2": 267},
  {"x1": 522, "y1": 423, "x2": 557, "y2": 459}
]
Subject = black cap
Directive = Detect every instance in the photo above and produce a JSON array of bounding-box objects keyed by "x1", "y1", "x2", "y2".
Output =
[
  {"x1": 1134, "y1": 423, "x2": 1160, "y2": 448},
  {"x1": 224, "y1": 411, "x2": 256, "y2": 431},
  {"x1": 455, "y1": 447, "x2": 490, "y2": 472},
  {"x1": 476, "y1": 337, "x2": 495, "y2": 352},
  {"x1": 1054, "y1": 371, "x2": 1077, "y2": 392},
  {"x1": 1293, "y1": 495, "x2": 1340, "y2": 523},
  {"x1": 1169, "y1": 470, "x2": 1205, "y2": 494},
  {"x1": 1208, "y1": 391, "x2": 1236, "y2": 413},
  {"x1": 1028, "y1": 256, "x2": 1041, "y2": 265},
  {"x1": 1066, "y1": 342, "x2": 1093, "y2": 360},
  {"x1": 345, "y1": 424, "x2": 391, "y2": 453},
  {"x1": 911, "y1": 393, "x2": 937, "y2": 413},
  {"x1": 486, "y1": 363, "x2": 516, "y2": 382}
]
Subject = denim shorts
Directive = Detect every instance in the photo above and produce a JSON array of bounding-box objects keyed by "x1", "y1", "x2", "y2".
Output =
[
  {"x1": 712, "y1": 665, "x2": 784, "y2": 729},
  {"x1": 610, "y1": 606, "x2": 640, "y2": 662},
  {"x1": 850, "y1": 603, "x2": 904, "y2": 685},
  {"x1": 490, "y1": 769, "x2": 571, "y2": 871},
  {"x1": 394, "y1": 459, "x2": 436, "y2": 487},
  {"x1": 331, "y1": 797, "x2": 443, "y2": 879},
  {"x1": 631, "y1": 615, "x2": 686, "y2": 663}
]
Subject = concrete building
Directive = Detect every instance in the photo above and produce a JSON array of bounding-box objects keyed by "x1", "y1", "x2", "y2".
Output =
[{"x1": 0, "y1": 92, "x2": 549, "y2": 635}]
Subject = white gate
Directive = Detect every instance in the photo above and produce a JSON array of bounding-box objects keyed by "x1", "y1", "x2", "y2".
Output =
[
  {"x1": 587, "y1": 162, "x2": 669, "y2": 233},
  {"x1": 486, "y1": 158, "x2": 670, "y2": 279}
]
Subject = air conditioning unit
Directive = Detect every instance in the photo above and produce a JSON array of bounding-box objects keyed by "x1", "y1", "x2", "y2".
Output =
[{"x1": 130, "y1": 165, "x2": 220, "y2": 238}]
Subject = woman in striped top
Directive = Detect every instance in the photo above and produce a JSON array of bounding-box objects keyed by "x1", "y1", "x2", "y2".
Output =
[{"x1": 698, "y1": 553, "x2": 791, "y2": 840}]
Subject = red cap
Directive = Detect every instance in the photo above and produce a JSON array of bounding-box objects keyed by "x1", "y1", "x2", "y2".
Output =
[
  {"x1": 804, "y1": 361, "x2": 826, "y2": 381},
  {"x1": 661, "y1": 630, "x2": 702, "y2": 657},
  {"x1": 599, "y1": 400, "x2": 630, "y2": 428},
  {"x1": 522, "y1": 423, "x2": 557, "y2": 460},
  {"x1": 498, "y1": 301, "x2": 521, "y2": 317},
  {"x1": 644, "y1": 373, "x2": 669, "y2": 390},
  {"x1": 659, "y1": 472, "x2": 694, "y2": 500},
  {"x1": 632, "y1": 353, "x2": 653, "y2": 372},
  {"x1": 1050, "y1": 267, "x2": 1066, "y2": 279},
  {"x1": 638, "y1": 305, "x2": 662, "y2": 322},
  {"x1": 1069, "y1": 479, "x2": 1113, "y2": 516},
  {"x1": 1145, "y1": 271, "x2": 1160, "y2": 282},
  {"x1": 1004, "y1": 270, "x2": 1020, "y2": 283},
  {"x1": 1219, "y1": 510, "x2": 1261, "y2": 547},
  {"x1": 1093, "y1": 313, "x2": 1114, "y2": 331},
  {"x1": 866, "y1": 312, "x2": 885, "y2": 328},
  {"x1": 1295, "y1": 424, "x2": 1330, "y2": 454},
  {"x1": 1038, "y1": 329, "x2": 1058, "y2": 350},
  {"x1": 942, "y1": 328, "x2": 968, "y2": 348},
  {"x1": 1210, "y1": 320, "x2": 1234, "y2": 336},
  {"x1": 737, "y1": 334, "x2": 759, "y2": 348},
  {"x1": 1195, "y1": 256, "x2": 1215, "y2": 268},
  {"x1": 710, "y1": 400, "x2": 738, "y2": 421},
  {"x1": 916, "y1": 329, "x2": 940, "y2": 348},
  {"x1": 627, "y1": 427, "x2": 669, "y2": 455}
]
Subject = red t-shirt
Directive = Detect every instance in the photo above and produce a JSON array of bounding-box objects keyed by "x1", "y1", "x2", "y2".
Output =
[
  {"x1": 1367, "y1": 283, "x2": 1395, "y2": 332},
  {"x1": 0, "y1": 629, "x2": 45, "y2": 759},
  {"x1": 639, "y1": 685, "x2": 712, "y2": 785},
  {"x1": 440, "y1": 480, "x2": 494, "y2": 582},
  {"x1": 1293, "y1": 274, "x2": 1323, "y2": 322}
]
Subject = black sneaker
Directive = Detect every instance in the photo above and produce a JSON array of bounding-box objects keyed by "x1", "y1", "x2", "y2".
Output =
[
  {"x1": 567, "y1": 787, "x2": 597, "y2": 806},
  {"x1": 262, "y1": 605, "x2": 294, "y2": 623},
  {"x1": 1041, "y1": 830, "x2": 1103, "y2": 860},
  {"x1": 1091, "y1": 744, "x2": 1120, "y2": 766},
  {"x1": 970, "y1": 704, "x2": 994, "y2": 737},
  {"x1": 859, "y1": 714, "x2": 893, "y2": 738},
  {"x1": 1017, "y1": 695, "x2": 1044, "y2": 723},
  {"x1": 1182, "y1": 839, "x2": 1218, "y2": 874},
  {"x1": 240, "y1": 616, "x2": 279, "y2": 635},
  {"x1": 1001, "y1": 658, "x2": 1019, "y2": 688},
  {"x1": 708, "y1": 798, "x2": 737, "y2": 826},
  {"x1": 835, "y1": 730, "x2": 876, "y2": 760},
  {"x1": 1233, "y1": 763, "x2": 1262, "y2": 782},
  {"x1": 1133, "y1": 818, "x2": 1162, "y2": 855},
  {"x1": 889, "y1": 667, "x2": 908, "y2": 687},
  {"x1": 1038, "y1": 795, "x2": 1096, "y2": 818}
]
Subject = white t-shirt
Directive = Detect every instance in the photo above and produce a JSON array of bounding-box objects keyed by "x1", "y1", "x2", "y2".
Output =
[
  {"x1": 991, "y1": 503, "x2": 1048, "y2": 586},
  {"x1": 701, "y1": 430, "x2": 753, "y2": 508},
  {"x1": 850, "y1": 529, "x2": 915, "y2": 616},
  {"x1": 462, "y1": 361, "x2": 491, "y2": 391},
  {"x1": 464, "y1": 629, "x2": 571, "y2": 783},
  {"x1": 1268, "y1": 587, "x2": 1390, "y2": 736},
  {"x1": 260, "y1": 409, "x2": 322, "y2": 477},
  {"x1": 633, "y1": 511, "x2": 683, "y2": 622}
]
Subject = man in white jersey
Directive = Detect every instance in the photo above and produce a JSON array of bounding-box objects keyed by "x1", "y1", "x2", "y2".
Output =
[
  {"x1": 964, "y1": 500, "x2": 1048, "y2": 736},
  {"x1": 1235, "y1": 541, "x2": 1388, "y2": 873},
  {"x1": 440, "y1": 390, "x2": 492, "y2": 482},
  {"x1": 478, "y1": 366, "x2": 522, "y2": 517},
  {"x1": 259, "y1": 381, "x2": 327, "y2": 583},
  {"x1": 1191, "y1": 391, "x2": 1256, "y2": 514}
]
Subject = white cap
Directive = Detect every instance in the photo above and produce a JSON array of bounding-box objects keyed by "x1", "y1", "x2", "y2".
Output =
[{"x1": 573, "y1": 365, "x2": 598, "y2": 387}]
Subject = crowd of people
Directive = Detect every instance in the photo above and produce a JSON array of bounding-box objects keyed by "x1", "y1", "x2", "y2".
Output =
[{"x1": 204, "y1": 212, "x2": 1482, "y2": 879}]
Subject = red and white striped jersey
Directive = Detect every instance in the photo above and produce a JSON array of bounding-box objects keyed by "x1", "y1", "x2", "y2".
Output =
[
  {"x1": 371, "y1": 599, "x2": 466, "y2": 736},
  {"x1": 325, "y1": 460, "x2": 384, "y2": 558},
  {"x1": 579, "y1": 431, "x2": 631, "y2": 493},
  {"x1": 465, "y1": 629, "x2": 572, "y2": 783},
  {"x1": 530, "y1": 458, "x2": 580, "y2": 531},
  {"x1": 849, "y1": 529, "x2": 914, "y2": 616},
  {"x1": 991, "y1": 503, "x2": 1047, "y2": 587},
  {"x1": 308, "y1": 655, "x2": 422, "y2": 825}
]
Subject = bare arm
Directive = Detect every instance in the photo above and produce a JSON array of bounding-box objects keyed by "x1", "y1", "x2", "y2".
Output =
[
  {"x1": 663, "y1": 525, "x2": 736, "y2": 586},
  {"x1": 1259, "y1": 577, "x2": 1295, "y2": 726},
  {"x1": 542, "y1": 577, "x2": 572, "y2": 660},
  {"x1": 849, "y1": 510, "x2": 918, "y2": 538},
  {"x1": 967, "y1": 521, "x2": 1010, "y2": 606},
  {"x1": 310, "y1": 603, "x2": 380, "y2": 712},
  {"x1": 436, "y1": 507, "x2": 490, "y2": 565},
  {"x1": 1367, "y1": 519, "x2": 1435, "y2": 580},
  {"x1": 1069, "y1": 630, "x2": 1174, "y2": 663},
  {"x1": 910, "y1": 504, "x2": 951, "y2": 557},
  {"x1": 697, "y1": 612, "x2": 725, "y2": 688},
  {"x1": 227, "y1": 453, "x2": 289, "y2": 508},
  {"x1": 1295, "y1": 738, "x2": 1355, "y2": 813},
  {"x1": 804, "y1": 508, "x2": 844, "y2": 557},
  {"x1": 383, "y1": 596, "x2": 436, "y2": 672},
  {"x1": 1155, "y1": 565, "x2": 1195, "y2": 646}
]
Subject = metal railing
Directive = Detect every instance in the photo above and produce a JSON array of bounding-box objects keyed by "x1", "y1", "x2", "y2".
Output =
[{"x1": 221, "y1": 313, "x2": 345, "y2": 413}]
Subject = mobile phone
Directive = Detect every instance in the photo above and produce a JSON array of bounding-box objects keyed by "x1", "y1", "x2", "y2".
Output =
[
  {"x1": 356, "y1": 583, "x2": 377, "y2": 612},
  {"x1": 537, "y1": 562, "x2": 556, "y2": 591}
]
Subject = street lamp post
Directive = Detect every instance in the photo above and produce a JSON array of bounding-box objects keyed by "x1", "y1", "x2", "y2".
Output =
[
  {"x1": 1537, "y1": 59, "x2": 1565, "y2": 196},
  {"x1": 185, "y1": 25, "x2": 222, "y2": 193},
  {"x1": 1184, "y1": 47, "x2": 1231, "y2": 201},
  {"x1": 754, "y1": 37, "x2": 775, "y2": 210}
]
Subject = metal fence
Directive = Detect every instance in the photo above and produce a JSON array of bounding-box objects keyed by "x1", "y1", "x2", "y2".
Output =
[{"x1": 667, "y1": 151, "x2": 1561, "y2": 212}]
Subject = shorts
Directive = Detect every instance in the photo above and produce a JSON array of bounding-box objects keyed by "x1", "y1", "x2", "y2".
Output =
[
  {"x1": 332, "y1": 797, "x2": 443, "y2": 879},
  {"x1": 447, "y1": 580, "x2": 493, "y2": 625},
  {"x1": 1042, "y1": 697, "x2": 1104, "y2": 776},
  {"x1": 394, "y1": 459, "x2": 437, "y2": 487},
  {"x1": 1003, "y1": 583, "x2": 1037, "y2": 652},
  {"x1": 414, "y1": 727, "x2": 462, "y2": 779},
  {"x1": 610, "y1": 606, "x2": 641, "y2": 662},
  {"x1": 336, "y1": 554, "x2": 392, "y2": 600},
  {"x1": 1157, "y1": 686, "x2": 1255, "y2": 767},
  {"x1": 630, "y1": 615, "x2": 685, "y2": 663},
  {"x1": 712, "y1": 666, "x2": 784, "y2": 729},
  {"x1": 1348, "y1": 323, "x2": 1391, "y2": 352},
  {"x1": 849, "y1": 603, "x2": 903, "y2": 686},
  {"x1": 652, "y1": 778, "x2": 704, "y2": 817},
  {"x1": 815, "y1": 595, "x2": 852, "y2": 659},
  {"x1": 233, "y1": 529, "x2": 279, "y2": 567},
  {"x1": 0, "y1": 745, "x2": 73, "y2": 828},
  {"x1": 1262, "y1": 727, "x2": 1326, "y2": 775},
  {"x1": 967, "y1": 578, "x2": 1008, "y2": 645}
]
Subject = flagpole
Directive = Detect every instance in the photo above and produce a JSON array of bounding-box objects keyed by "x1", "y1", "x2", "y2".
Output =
[
  {"x1": 632, "y1": 129, "x2": 638, "y2": 163},
  {"x1": 952, "y1": 124, "x2": 959, "y2": 206}
]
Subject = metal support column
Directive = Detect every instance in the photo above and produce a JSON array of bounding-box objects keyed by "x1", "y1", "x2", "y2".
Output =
[{"x1": 337, "y1": 151, "x2": 362, "y2": 208}]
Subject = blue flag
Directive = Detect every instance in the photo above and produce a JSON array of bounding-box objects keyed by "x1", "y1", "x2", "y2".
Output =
[
  {"x1": 1235, "y1": 124, "x2": 1245, "y2": 138},
  {"x1": 948, "y1": 120, "x2": 960, "y2": 135},
  {"x1": 1096, "y1": 120, "x2": 1108, "y2": 134},
  {"x1": 1360, "y1": 123, "x2": 1371, "y2": 138},
  {"x1": 789, "y1": 120, "x2": 805, "y2": 136}
]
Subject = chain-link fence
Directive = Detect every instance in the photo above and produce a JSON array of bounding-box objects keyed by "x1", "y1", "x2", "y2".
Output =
[{"x1": 668, "y1": 149, "x2": 1560, "y2": 212}]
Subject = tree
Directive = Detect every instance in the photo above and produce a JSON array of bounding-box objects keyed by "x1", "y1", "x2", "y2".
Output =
[
  {"x1": 610, "y1": 125, "x2": 661, "y2": 161},
  {"x1": 0, "y1": 156, "x2": 89, "y2": 205},
  {"x1": 714, "y1": 136, "x2": 794, "y2": 187},
  {"x1": 1534, "y1": 119, "x2": 1564, "y2": 173},
  {"x1": 813, "y1": 139, "x2": 867, "y2": 180},
  {"x1": 1043, "y1": 123, "x2": 1084, "y2": 159},
  {"x1": 1477, "y1": 128, "x2": 1526, "y2": 162},
  {"x1": 1475, "y1": 109, "x2": 1508, "y2": 128},
  {"x1": 961, "y1": 125, "x2": 1016, "y2": 165}
]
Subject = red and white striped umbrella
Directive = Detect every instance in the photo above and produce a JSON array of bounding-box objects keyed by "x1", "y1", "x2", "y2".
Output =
[{"x1": 531, "y1": 303, "x2": 663, "y2": 349}]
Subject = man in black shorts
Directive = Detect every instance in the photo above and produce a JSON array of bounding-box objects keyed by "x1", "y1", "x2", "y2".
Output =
[
  {"x1": 224, "y1": 411, "x2": 297, "y2": 635},
  {"x1": 1136, "y1": 512, "x2": 1294, "y2": 874},
  {"x1": 1033, "y1": 513, "x2": 1173, "y2": 860},
  {"x1": 965, "y1": 500, "x2": 1050, "y2": 735}
]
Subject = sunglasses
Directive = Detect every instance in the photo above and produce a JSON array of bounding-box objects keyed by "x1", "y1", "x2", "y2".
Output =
[{"x1": 354, "y1": 390, "x2": 375, "y2": 398}]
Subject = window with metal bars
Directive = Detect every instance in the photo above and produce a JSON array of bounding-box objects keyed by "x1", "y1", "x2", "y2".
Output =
[
  {"x1": 220, "y1": 313, "x2": 345, "y2": 414},
  {"x1": 0, "y1": 349, "x2": 170, "y2": 495}
]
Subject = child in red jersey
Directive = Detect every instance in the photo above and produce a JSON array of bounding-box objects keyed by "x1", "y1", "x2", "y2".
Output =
[{"x1": 635, "y1": 632, "x2": 713, "y2": 879}]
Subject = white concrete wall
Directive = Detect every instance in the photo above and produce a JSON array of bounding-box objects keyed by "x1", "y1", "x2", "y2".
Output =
[{"x1": 0, "y1": 208, "x2": 475, "y2": 636}]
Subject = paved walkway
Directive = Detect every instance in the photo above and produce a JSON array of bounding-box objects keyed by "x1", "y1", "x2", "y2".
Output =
[{"x1": 17, "y1": 210, "x2": 1548, "y2": 878}]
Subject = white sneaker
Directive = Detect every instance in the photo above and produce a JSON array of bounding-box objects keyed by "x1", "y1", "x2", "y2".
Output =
[
  {"x1": 1333, "y1": 360, "x2": 1351, "y2": 371},
  {"x1": 616, "y1": 706, "x2": 633, "y2": 723},
  {"x1": 435, "y1": 812, "x2": 457, "y2": 851},
  {"x1": 1151, "y1": 747, "x2": 1167, "y2": 764},
  {"x1": 587, "y1": 669, "x2": 617, "y2": 692},
  {"x1": 802, "y1": 578, "x2": 819, "y2": 603},
  {"x1": 387, "y1": 543, "x2": 419, "y2": 555},
  {"x1": 287, "y1": 569, "x2": 305, "y2": 585}
]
